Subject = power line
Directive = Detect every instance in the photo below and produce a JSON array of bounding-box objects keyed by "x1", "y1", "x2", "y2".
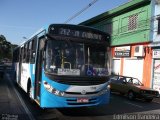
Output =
[{"x1": 64, "y1": 0, "x2": 99, "y2": 24}]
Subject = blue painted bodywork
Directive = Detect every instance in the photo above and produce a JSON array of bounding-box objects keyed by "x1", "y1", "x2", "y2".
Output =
[{"x1": 38, "y1": 68, "x2": 110, "y2": 108}]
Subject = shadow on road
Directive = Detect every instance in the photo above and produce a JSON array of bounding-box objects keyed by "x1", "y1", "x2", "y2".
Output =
[{"x1": 57, "y1": 93, "x2": 160, "y2": 117}]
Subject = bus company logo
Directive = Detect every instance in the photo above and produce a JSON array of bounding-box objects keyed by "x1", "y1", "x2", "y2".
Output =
[{"x1": 81, "y1": 90, "x2": 87, "y2": 95}]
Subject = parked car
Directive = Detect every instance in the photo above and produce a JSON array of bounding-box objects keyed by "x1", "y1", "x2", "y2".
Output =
[{"x1": 110, "y1": 75, "x2": 159, "y2": 102}]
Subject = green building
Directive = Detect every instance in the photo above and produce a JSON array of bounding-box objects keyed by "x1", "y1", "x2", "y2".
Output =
[{"x1": 80, "y1": 0, "x2": 151, "y2": 46}]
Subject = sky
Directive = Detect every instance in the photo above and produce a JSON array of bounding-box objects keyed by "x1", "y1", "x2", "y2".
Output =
[{"x1": 0, "y1": 0, "x2": 129, "y2": 45}]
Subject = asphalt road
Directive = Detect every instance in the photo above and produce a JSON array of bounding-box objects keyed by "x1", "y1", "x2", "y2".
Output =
[{"x1": 2, "y1": 71, "x2": 160, "y2": 120}]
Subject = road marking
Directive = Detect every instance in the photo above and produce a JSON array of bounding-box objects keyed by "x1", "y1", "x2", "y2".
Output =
[
  {"x1": 125, "y1": 101, "x2": 143, "y2": 108},
  {"x1": 6, "y1": 74, "x2": 35, "y2": 120}
]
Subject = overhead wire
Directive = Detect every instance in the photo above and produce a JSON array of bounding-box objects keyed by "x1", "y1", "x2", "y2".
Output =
[{"x1": 64, "y1": 0, "x2": 99, "y2": 24}]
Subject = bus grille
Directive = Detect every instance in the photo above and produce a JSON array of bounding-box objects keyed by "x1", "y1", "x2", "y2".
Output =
[
  {"x1": 65, "y1": 91, "x2": 99, "y2": 95},
  {"x1": 56, "y1": 79, "x2": 107, "y2": 85}
]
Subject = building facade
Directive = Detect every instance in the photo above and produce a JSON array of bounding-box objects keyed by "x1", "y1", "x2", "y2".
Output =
[
  {"x1": 80, "y1": 0, "x2": 160, "y2": 91},
  {"x1": 149, "y1": 0, "x2": 160, "y2": 92}
]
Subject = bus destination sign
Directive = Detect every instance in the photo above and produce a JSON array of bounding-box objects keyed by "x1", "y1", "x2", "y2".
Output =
[
  {"x1": 49, "y1": 25, "x2": 109, "y2": 42},
  {"x1": 59, "y1": 28, "x2": 102, "y2": 40}
]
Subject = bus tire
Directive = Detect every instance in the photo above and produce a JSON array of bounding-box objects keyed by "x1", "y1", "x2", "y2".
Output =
[{"x1": 27, "y1": 79, "x2": 32, "y2": 98}]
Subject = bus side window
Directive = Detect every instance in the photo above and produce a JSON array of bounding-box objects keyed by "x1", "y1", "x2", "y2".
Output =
[
  {"x1": 30, "y1": 40, "x2": 34, "y2": 63},
  {"x1": 22, "y1": 46, "x2": 25, "y2": 63},
  {"x1": 30, "y1": 38, "x2": 37, "y2": 64},
  {"x1": 17, "y1": 48, "x2": 20, "y2": 62},
  {"x1": 13, "y1": 48, "x2": 20, "y2": 63},
  {"x1": 28, "y1": 41, "x2": 32, "y2": 63},
  {"x1": 21, "y1": 47, "x2": 24, "y2": 62},
  {"x1": 23, "y1": 44, "x2": 27, "y2": 63},
  {"x1": 26, "y1": 42, "x2": 30, "y2": 63}
]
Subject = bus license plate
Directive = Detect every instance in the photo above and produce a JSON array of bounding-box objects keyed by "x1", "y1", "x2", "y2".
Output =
[{"x1": 77, "y1": 98, "x2": 89, "y2": 103}]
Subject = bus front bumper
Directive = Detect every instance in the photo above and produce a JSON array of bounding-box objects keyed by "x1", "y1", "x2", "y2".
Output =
[{"x1": 40, "y1": 89, "x2": 110, "y2": 108}]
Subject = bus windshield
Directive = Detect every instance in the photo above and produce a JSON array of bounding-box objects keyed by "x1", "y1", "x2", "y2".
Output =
[{"x1": 45, "y1": 39, "x2": 109, "y2": 77}]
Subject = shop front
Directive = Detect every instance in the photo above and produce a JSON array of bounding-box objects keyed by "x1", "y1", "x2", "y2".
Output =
[
  {"x1": 152, "y1": 49, "x2": 160, "y2": 93},
  {"x1": 112, "y1": 43, "x2": 152, "y2": 87}
]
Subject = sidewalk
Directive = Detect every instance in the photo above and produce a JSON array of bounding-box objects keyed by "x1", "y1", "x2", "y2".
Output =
[{"x1": 0, "y1": 73, "x2": 30, "y2": 120}]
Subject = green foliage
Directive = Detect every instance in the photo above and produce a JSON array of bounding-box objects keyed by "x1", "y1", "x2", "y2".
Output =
[{"x1": 0, "y1": 35, "x2": 17, "y2": 61}]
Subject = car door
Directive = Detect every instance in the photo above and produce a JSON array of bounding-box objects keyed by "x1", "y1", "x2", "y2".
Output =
[{"x1": 116, "y1": 78, "x2": 129, "y2": 94}]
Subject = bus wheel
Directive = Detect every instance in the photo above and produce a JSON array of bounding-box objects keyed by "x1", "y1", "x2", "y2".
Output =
[
  {"x1": 28, "y1": 85, "x2": 35, "y2": 104},
  {"x1": 27, "y1": 81, "x2": 32, "y2": 98}
]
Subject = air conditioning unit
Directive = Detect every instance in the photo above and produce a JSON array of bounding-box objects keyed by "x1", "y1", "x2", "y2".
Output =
[{"x1": 134, "y1": 45, "x2": 145, "y2": 57}]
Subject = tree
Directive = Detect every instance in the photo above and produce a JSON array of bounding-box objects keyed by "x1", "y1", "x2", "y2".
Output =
[{"x1": 0, "y1": 35, "x2": 12, "y2": 60}]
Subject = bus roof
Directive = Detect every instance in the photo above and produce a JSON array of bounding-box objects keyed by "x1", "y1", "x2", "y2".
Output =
[
  {"x1": 18, "y1": 24, "x2": 110, "y2": 47},
  {"x1": 28, "y1": 24, "x2": 110, "y2": 40}
]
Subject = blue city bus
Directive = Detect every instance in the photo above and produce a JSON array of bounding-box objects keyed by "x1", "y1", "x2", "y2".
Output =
[{"x1": 13, "y1": 24, "x2": 111, "y2": 108}]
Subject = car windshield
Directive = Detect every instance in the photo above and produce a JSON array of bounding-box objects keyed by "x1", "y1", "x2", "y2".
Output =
[
  {"x1": 127, "y1": 78, "x2": 143, "y2": 86},
  {"x1": 45, "y1": 39, "x2": 109, "y2": 77}
]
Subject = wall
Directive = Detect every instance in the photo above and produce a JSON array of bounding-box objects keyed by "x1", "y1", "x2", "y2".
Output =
[
  {"x1": 150, "y1": 0, "x2": 160, "y2": 92},
  {"x1": 89, "y1": 4, "x2": 151, "y2": 46},
  {"x1": 111, "y1": 43, "x2": 152, "y2": 87}
]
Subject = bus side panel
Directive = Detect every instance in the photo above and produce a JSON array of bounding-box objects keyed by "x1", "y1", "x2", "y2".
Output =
[
  {"x1": 20, "y1": 63, "x2": 31, "y2": 92},
  {"x1": 15, "y1": 62, "x2": 19, "y2": 83}
]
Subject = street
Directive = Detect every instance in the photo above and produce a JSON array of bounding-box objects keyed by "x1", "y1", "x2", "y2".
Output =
[
  {"x1": 0, "y1": 70, "x2": 160, "y2": 120},
  {"x1": 0, "y1": 0, "x2": 160, "y2": 120}
]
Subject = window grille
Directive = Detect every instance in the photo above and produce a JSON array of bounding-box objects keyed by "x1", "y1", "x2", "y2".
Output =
[{"x1": 128, "y1": 14, "x2": 138, "y2": 31}]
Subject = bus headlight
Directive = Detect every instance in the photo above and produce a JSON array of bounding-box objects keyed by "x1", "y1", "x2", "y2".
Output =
[
  {"x1": 43, "y1": 81, "x2": 65, "y2": 97},
  {"x1": 104, "y1": 84, "x2": 110, "y2": 90},
  {"x1": 107, "y1": 84, "x2": 111, "y2": 89}
]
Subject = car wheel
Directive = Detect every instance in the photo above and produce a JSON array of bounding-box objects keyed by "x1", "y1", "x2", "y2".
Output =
[
  {"x1": 145, "y1": 98, "x2": 153, "y2": 102},
  {"x1": 128, "y1": 91, "x2": 135, "y2": 100}
]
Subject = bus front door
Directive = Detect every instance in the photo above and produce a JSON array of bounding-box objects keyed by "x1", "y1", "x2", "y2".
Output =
[
  {"x1": 18, "y1": 47, "x2": 23, "y2": 85},
  {"x1": 34, "y1": 38, "x2": 43, "y2": 103}
]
